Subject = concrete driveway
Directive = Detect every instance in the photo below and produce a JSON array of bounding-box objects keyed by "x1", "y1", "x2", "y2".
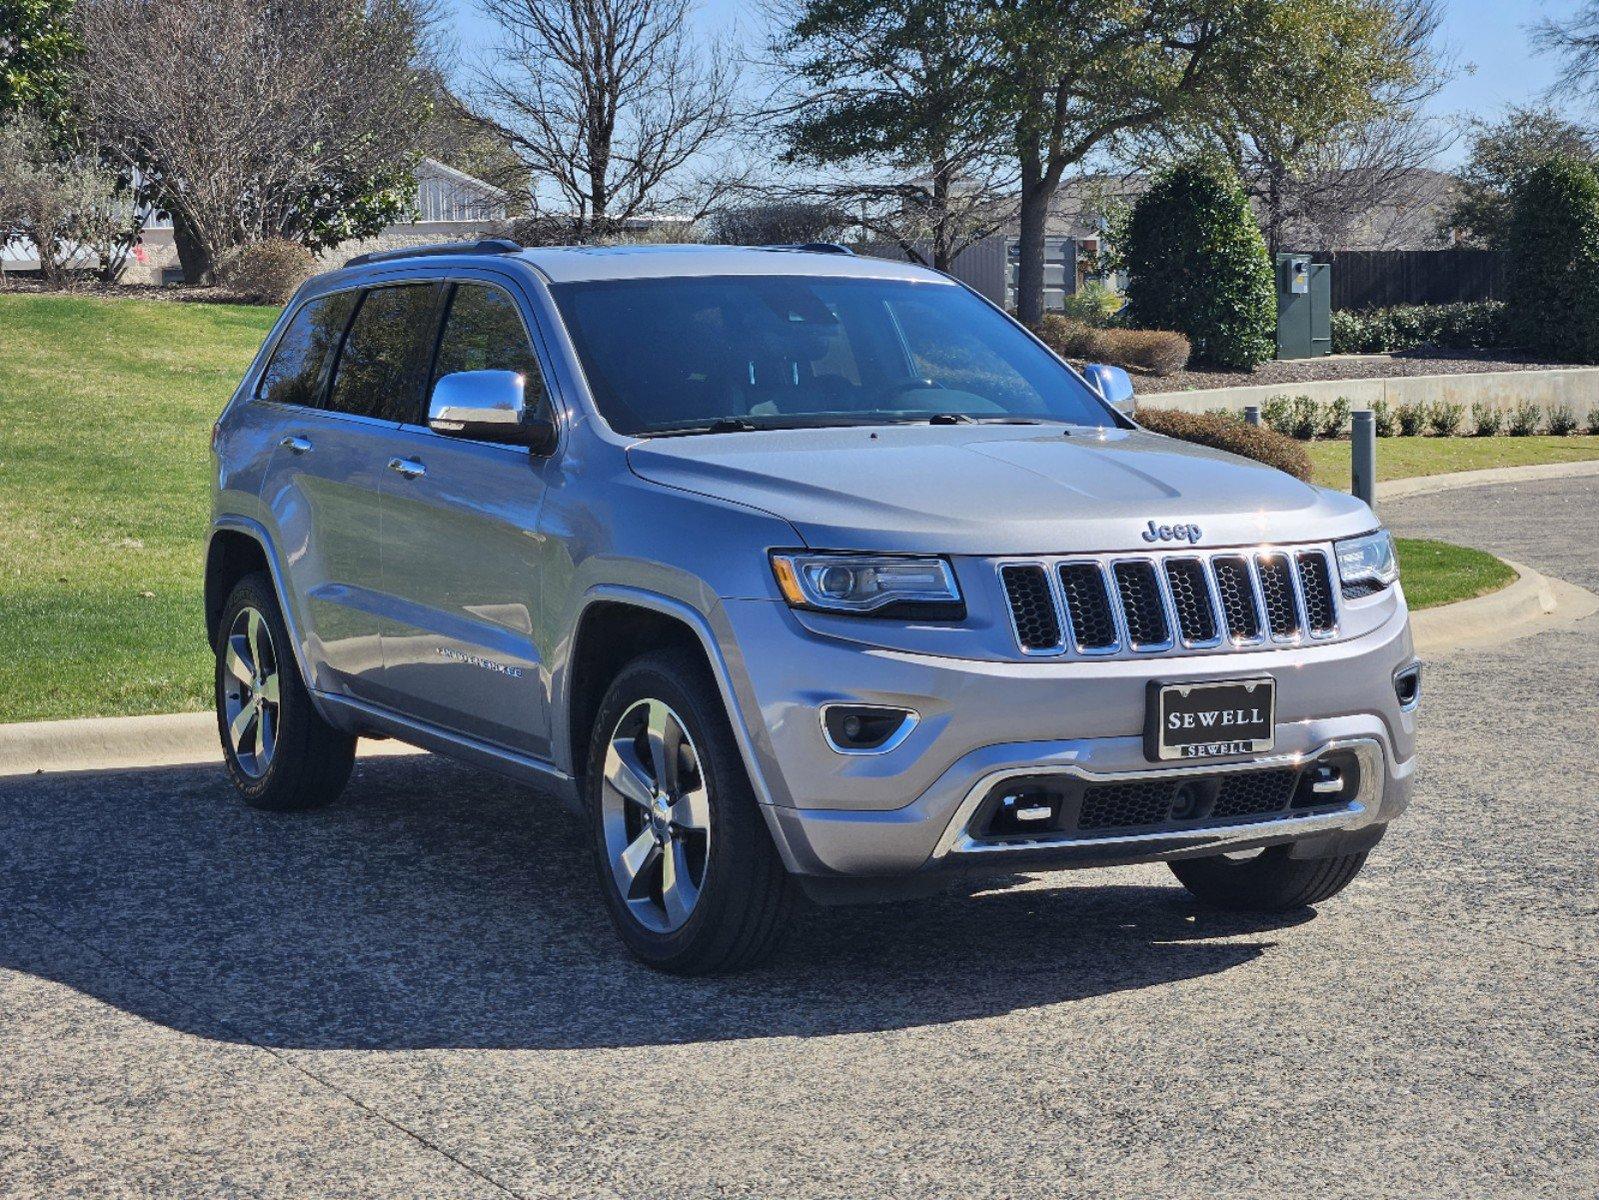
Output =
[{"x1": 2, "y1": 479, "x2": 1595, "y2": 1199}]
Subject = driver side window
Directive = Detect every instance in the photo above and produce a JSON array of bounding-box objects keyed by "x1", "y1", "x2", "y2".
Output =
[{"x1": 431, "y1": 283, "x2": 548, "y2": 410}]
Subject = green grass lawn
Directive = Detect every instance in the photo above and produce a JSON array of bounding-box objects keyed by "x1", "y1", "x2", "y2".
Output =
[
  {"x1": 0, "y1": 293, "x2": 278, "y2": 722},
  {"x1": 1394, "y1": 537, "x2": 1515, "y2": 610},
  {"x1": 1307, "y1": 434, "x2": 1599, "y2": 490},
  {"x1": 0, "y1": 294, "x2": 1524, "y2": 723}
]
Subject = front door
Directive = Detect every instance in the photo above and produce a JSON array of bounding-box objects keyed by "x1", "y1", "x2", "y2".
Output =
[{"x1": 374, "y1": 278, "x2": 557, "y2": 757}]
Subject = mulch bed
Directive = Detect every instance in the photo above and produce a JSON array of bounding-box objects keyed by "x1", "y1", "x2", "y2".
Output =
[
  {"x1": 0, "y1": 278, "x2": 264, "y2": 306},
  {"x1": 1144, "y1": 349, "x2": 1580, "y2": 395}
]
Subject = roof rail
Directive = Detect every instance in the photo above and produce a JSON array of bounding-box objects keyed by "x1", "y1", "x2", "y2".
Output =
[
  {"x1": 343, "y1": 238, "x2": 522, "y2": 269},
  {"x1": 762, "y1": 242, "x2": 856, "y2": 256}
]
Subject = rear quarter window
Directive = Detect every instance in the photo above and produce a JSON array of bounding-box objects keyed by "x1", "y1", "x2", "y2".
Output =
[{"x1": 255, "y1": 291, "x2": 358, "y2": 408}]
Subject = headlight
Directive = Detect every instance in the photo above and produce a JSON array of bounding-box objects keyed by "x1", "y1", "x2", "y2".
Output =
[
  {"x1": 1335, "y1": 530, "x2": 1399, "y2": 597},
  {"x1": 770, "y1": 552, "x2": 963, "y2": 617}
]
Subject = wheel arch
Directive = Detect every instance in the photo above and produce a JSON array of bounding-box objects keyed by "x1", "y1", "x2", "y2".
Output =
[
  {"x1": 559, "y1": 587, "x2": 781, "y2": 814},
  {"x1": 204, "y1": 518, "x2": 333, "y2": 724}
]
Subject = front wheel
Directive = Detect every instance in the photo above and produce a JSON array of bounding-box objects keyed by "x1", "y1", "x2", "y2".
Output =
[
  {"x1": 1168, "y1": 845, "x2": 1369, "y2": 911},
  {"x1": 585, "y1": 648, "x2": 793, "y2": 974}
]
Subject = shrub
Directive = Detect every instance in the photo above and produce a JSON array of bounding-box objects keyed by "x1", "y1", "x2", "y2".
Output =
[
  {"x1": 1330, "y1": 302, "x2": 1508, "y2": 355},
  {"x1": 1546, "y1": 403, "x2": 1579, "y2": 434},
  {"x1": 1507, "y1": 400, "x2": 1543, "y2": 435},
  {"x1": 1095, "y1": 327, "x2": 1190, "y2": 375},
  {"x1": 1134, "y1": 407, "x2": 1312, "y2": 482},
  {"x1": 1470, "y1": 402, "x2": 1504, "y2": 436},
  {"x1": 1506, "y1": 157, "x2": 1599, "y2": 362},
  {"x1": 1395, "y1": 400, "x2": 1429, "y2": 436},
  {"x1": 1318, "y1": 397, "x2": 1351, "y2": 439},
  {"x1": 1120, "y1": 157, "x2": 1276, "y2": 369},
  {"x1": 1030, "y1": 315, "x2": 1102, "y2": 360},
  {"x1": 220, "y1": 238, "x2": 316, "y2": 304},
  {"x1": 1059, "y1": 281, "x2": 1124, "y2": 327},
  {"x1": 1371, "y1": 399, "x2": 1396, "y2": 437},
  {"x1": 1261, "y1": 395, "x2": 1295, "y2": 436},
  {"x1": 1030, "y1": 316, "x2": 1189, "y2": 375},
  {"x1": 1285, "y1": 396, "x2": 1320, "y2": 440},
  {"x1": 1428, "y1": 402, "x2": 1465, "y2": 436},
  {"x1": 1587, "y1": 408, "x2": 1599, "y2": 435}
]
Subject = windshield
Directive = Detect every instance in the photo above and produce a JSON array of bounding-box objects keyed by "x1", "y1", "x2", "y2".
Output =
[{"x1": 549, "y1": 274, "x2": 1118, "y2": 436}]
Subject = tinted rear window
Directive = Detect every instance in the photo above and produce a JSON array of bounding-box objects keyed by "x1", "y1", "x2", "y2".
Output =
[
  {"x1": 326, "y1": 284, "x2": 441, "y2": 422},
  {"x1": 255, "y1": 291, "x2": 358, "y2": 407}
]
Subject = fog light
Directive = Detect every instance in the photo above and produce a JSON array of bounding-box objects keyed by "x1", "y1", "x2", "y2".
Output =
[{"x1": 820, "y1": 704, "x2": 918, "y2": 754}]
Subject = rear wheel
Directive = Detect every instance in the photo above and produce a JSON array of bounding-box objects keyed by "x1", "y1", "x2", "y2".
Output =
[
  {"x1": 215, "y1": 573, "x2": 355, "y2": 811},
  {"x1": 1168, "y1": 845, "x2": 1369, "y2": 911},
  {"x1": 585, "y1": 648, "x2": 792, "y2": 974}
]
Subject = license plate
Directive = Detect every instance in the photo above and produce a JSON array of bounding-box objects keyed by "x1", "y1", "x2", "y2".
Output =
[{"x1": 1145, "y1": 677, "x2": 1275, "y2": 762}]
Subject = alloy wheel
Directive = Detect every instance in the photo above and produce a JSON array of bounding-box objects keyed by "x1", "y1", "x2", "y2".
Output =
[
  {"x1": 600, "y1": 698, "x2": 712, "y2": 933},
  {"x1": 222, "y1": 606, "x2": 280, "y2": 779}
]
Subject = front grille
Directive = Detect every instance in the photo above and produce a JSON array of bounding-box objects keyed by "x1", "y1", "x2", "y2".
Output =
[
  {"x1": 1058, "y1": 563, "x2": 1117, "y2": 650},
  {"x1": 1165, "y1": 558, "x2": 1218, "y2": 643},
  {"x1": 1113, "y1": 561, "x2": 1170, "y2": 647},
  {"x1": 1256, "y1": 553, "x2": 1301, "y2": 637},
  {"x1": 1297, "y1": 552, "x2": 1336, "y2": 634},
  {"x1": 998, "y1": 545, "x2": 1338, "y2": 657},
  {"x1": 1078, "y1": 780, "x2": 1175, "y2": 830},
  {"x1": 1000, "y1": 565, "x2": 1061, "y2": 652}
]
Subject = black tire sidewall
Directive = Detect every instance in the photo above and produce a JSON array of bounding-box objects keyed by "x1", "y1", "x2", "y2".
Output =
[{"x1": 584, "y1": 650, "x2": 767, "y2": 969}]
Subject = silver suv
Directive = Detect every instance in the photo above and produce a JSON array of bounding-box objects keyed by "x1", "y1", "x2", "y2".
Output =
[{"x1": 207, "y1": 241, "x2": 1419, "y2": 973}]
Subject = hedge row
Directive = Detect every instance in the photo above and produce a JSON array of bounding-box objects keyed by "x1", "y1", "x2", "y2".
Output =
[
  {"x1": 1134, "y1": 408, "x2": 1312, "y2": 481},
  {"x1": 1252, "y1": 395, "x2": 1596, "y2": 438},
  {"x1": 1330, "y1": 301, "x2": 1508, "y2": 355}
]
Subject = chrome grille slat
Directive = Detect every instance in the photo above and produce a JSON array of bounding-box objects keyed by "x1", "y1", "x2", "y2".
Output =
[{"x1": 996, "y1": 545, "x2": 1340, "y2": 658}]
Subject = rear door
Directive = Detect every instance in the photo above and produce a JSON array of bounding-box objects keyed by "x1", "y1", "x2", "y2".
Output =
[
  {"x1": 374, "y1": 275, "x2": 559, "y2": 757},
  {"x1": 258, "y1": 281, "x2": 441, "y2": 701}
]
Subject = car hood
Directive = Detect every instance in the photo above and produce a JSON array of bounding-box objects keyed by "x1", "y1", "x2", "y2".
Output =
[{"x1": 626, "y1": 424, "x2": 1376, "y2": 555}]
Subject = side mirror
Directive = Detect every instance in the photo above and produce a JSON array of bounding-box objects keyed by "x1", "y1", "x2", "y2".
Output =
[
  {"x1": 428, "y1": 369, "x2": 557, "y2": 454},
  {"x1": 1081, "y1": 363, "x2": 1136, "y2": 416}
]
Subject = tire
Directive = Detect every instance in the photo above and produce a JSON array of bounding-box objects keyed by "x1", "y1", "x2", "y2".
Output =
[
  {"x1": 1168, "y1": 845, "x2": 1369, "y2": 912},
  {"x1": 215, "y1": 572, "x2": 355, "y2": 812},
  {"x1": 585, "y1": 648, "x2": 793, "y2": 974}
]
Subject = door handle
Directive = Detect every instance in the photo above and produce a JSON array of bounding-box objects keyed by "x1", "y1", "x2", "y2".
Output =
[
  {"x1": 387, "y1": 457, "x2": 426, "y2": 480},
  {"x1": 279, "y1": 435, "x2": 312, "y2": 455}
]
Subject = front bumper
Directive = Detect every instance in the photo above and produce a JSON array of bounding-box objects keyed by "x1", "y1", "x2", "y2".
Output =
[{"x1": 718, "y1": 596, "x2": 1417, "y2": 881}]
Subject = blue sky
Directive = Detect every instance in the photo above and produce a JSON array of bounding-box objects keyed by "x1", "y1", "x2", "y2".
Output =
[{"x1": 447, "y1": 0, "x2": 1593, "y2": 167}]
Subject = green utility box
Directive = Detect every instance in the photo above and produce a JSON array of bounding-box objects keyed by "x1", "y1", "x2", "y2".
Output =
[{"x1": 1275, "y1": 253, "x2": 1331, "y2": 359}]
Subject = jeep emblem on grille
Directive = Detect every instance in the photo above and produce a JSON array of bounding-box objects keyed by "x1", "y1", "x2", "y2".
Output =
[{"x1": 1141, "y1": 520, "x2": 1203, "y2": 544}]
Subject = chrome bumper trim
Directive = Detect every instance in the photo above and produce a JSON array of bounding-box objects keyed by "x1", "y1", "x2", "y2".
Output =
[{"x1": 931, "y1": 737, "x2": 1383, "y2": 860}]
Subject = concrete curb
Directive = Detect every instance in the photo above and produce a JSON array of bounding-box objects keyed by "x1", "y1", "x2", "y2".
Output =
[
  {"x1": 0, "y1": 712, "x2": 421, "y2": 779},
  {"x1": 1410, "y1": 558, "x2": 1599, "y2": 657},
  {"x1": 1376, "y1": 457, "x2": 1599, "y2": 502}
]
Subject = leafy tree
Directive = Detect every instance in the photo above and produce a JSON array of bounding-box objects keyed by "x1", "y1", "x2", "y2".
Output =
[
  {"x1": 1120, "y1": 157, "x2": 1275, "y2": 369},
  {"x1": 1444, "y1": 107, "x2": 1599, "y2": 249},
  {"x1": 1505, "y1": 156, "x2": 1599, "y2": 362},
  {"x1": 0, "y1": 0, "x2": 77, "y2": 121},
  {"x1": 772, "y1": 0, "x2": 1013, "y2": 270},
  {"x1": 1170, "y1": 0, "x2": 1448, "y2": 252}
]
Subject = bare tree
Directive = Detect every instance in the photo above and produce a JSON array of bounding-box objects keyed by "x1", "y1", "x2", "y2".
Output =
[
  {"x1": 0, "y1": 110, "x2": 124, "y2": 288},
  {"x1": 473, "y1": 0, "x2": 740, "y2": 236},
  {"x1": 74, "y1": 0, "x2": 436, "y2": 283},
  {"x1": 1536, "y1": 1, "x2": 1599, "y2": 99}
]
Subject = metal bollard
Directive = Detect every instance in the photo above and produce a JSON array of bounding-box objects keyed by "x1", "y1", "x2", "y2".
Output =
[
  {"x1": 1351, "y1": 410, "x2": 1376, "y2": 506},
  {"x1": 1243, "y1": 404, "x2": 1261, "y2": 427}
]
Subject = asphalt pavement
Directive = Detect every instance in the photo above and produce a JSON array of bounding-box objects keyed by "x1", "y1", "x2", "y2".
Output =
[{"x1": 2, "y1": 478, "x2": 1595, "y2": 1199}]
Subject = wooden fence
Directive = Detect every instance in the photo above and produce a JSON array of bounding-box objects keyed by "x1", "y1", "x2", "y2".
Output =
[{"x1": 1305, "y1": 249, "x2": 1509, "y2": 311}]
